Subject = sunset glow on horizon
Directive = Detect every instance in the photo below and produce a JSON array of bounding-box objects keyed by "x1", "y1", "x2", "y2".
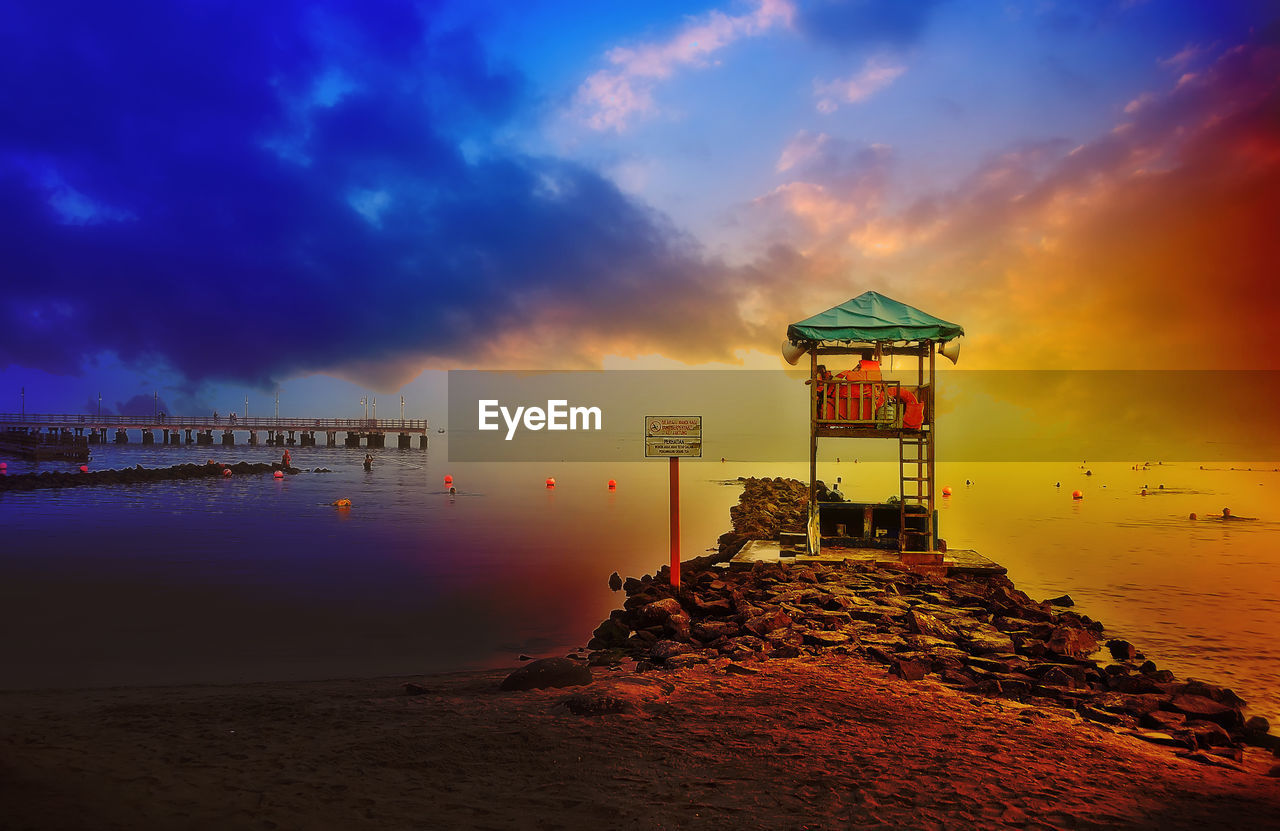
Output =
[{"x1": 1, "y1": 1, "x2": 1277, "y2": 423}]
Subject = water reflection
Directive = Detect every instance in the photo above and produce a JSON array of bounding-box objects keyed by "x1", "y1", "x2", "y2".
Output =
[{"x1": 0, "y1": 444, "x2": 1276, "y2": 724}]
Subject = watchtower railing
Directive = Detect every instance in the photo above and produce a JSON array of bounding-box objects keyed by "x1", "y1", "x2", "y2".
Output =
[{"x1": 814, "y1": 380, "x2": 900, "y2": 426}]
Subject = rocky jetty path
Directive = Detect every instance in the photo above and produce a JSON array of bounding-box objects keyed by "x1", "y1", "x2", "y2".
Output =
[
  {"x1": 0, "y1": 461, "x2": 321, "y2": 492},
  {"x1": 584, "y1": 477, "x2": 1279, "y2": 772}
]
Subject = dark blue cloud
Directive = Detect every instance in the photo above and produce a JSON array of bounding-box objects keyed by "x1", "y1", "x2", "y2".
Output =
[
  {"x1": 0, "y1": 1, "x2": 744, "y2": 388},
  {"x1": 794, "y1": 0, "x2": 945, "y2": 50},
  {"x1": 112, "y1": 393, "x2": 171, "y2": 418}
]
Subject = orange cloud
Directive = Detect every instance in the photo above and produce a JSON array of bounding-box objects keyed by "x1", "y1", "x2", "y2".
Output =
[
  {"x1": 745, "y1": 35, "x2": 1280, "y2": 371},
  {"x1": 371, "y1": 33, "x2": 1276, "y2": 384}
]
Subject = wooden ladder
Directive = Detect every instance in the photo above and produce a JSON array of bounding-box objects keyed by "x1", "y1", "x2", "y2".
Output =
[{"x1": 899, "y1": 430, "x2": 933, "y2": 551}]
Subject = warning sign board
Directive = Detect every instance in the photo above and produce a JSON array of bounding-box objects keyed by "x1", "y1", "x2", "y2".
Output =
[{"x1": 645, "y1": 415, "x2": 702, "y2": 457}]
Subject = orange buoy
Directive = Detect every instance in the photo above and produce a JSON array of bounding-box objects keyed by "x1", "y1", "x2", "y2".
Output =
[
  {"x1": 79, "y1": 465, "x2": 89, "y2": 473},
  {"x1": 1072, "y1": 489, "x2": 1083, "y2": 499},
  {"x1": 443, "y1": 474, "x2": 453, "y2": 486},
  {"x1": 222, "y1": 468, "x2": 232, "y2": 477},
  {"x1": 546, "y1": 477, "x2": 556, "y2": 488},
  {"x1": 607, "y1": 479, "x2": 617, "y2": 490},
  {"x1": 273, "y1": 470, "x2": 284, "y2": 479},
  {"x1": 941, "y1": 486, "x2": 952, "y2": 496}
]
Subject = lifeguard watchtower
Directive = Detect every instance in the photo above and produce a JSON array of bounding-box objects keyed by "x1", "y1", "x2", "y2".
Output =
[{"x1": 783, "y1": 292, "x2": 963, "y2": 569}]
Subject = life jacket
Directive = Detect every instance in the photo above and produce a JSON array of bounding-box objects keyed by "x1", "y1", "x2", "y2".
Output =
[
  {"x1": 822, "y1": 360, "x2": 885, "y2": 420},
  {"x1": 820, "y1": 360, "x2": 925, "y2": 428}
]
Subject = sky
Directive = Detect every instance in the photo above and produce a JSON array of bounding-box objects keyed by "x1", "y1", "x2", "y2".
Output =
[{"x1": 1, "y1": 0, "x2": 1277, "y2": 424}]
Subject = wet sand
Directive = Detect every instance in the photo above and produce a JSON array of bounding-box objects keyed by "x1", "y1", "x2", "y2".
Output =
[{"x1": 3, "y1": 655, "x2": 1278, "y2": 830}]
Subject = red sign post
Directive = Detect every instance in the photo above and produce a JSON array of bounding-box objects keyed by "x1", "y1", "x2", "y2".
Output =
[
  {"x1": 645, "y1": 416, "x2": 702, "y2": 592},
  {"x1": 669, "y1": 456, "x2": 680, "y2": 591}
]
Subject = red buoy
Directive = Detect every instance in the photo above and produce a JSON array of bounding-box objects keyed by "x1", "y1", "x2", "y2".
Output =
[
  {"x1": 79, "y1": 465, "x2": 89, "y2": 473},
  {"x1": 1072, "y1": 489, "x2": 1083, "y2": 499},
  {"x1": 607, "y1": 479, "x2": 617, "y2": 490},
  {"x1": 273, "y1": 470, "x2": 284, "y2": 479},
  {"x1": 443, "y1": 474, "x2": 453, "y2": 486},
  {"x1": 546, "y1": 477, "x2": 556, "y2": 488},
  {"x1": 941, "y1": 486, "x2": 952, "y2": 496},
  {"x1": 222, "y1": 468, "x2": 232, "y2": 477}
]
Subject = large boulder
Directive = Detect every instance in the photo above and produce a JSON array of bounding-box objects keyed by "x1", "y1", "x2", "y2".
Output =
[
  {"x1": 650, "y1": 640, "x2": 696, "y2": 661},
  {"x1": 637, "y1": 597, "x2": 691, "y2": 640},
  {"x1": 890, "y1": 658, "x2": 929, "y2": 681},
  {"x1": 1046, "y1": 626, "x2": 1099, "y2": 658},
  {"x1": 1169, "y1": 694, "x2": 1243, "y2": 729},
  {"x1": 908, "y1": 611, "x2": 958, "y2": 640},
  {"x1": 1244, "y1": 716, "x2": 1271, "y2": 744},
  {"x1": 1106, "y1": 639, "x2": 1139, "y2": 660},
  {"x1": 587, "y1": 616, "x2": 630, "y2": 649},
  {"x1": 637, "y1": 598, "x2": 684, "y2": 625},
  {"x1": 499, "y1": 658, "x2": 593, "y2": 692},
  {"x1": 744, "y1": 608, "x2": 793, "y2": 637},
  {"x1": 961, "y1": 628, "x2": 1016, "y2": 655},
  {"x1": 692, "y1": 620, "x2": 740, "y2": 642},
  {"x1": 1142, "y1": 710, "x2": 1187, "y2": 731}
]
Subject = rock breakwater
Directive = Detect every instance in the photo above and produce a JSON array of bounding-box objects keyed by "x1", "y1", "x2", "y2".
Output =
[
  {"x1": 0, "y1": 461, "x2": 305, "y2": 492},
  {"x1": 586, "y1": 477, "x2": 1278, "y2": 769}
]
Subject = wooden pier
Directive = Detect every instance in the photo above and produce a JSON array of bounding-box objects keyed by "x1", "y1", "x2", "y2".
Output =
[
  {"x1": 0, "y1": 430, "x2": 90, "y2": 461},
  {"x1": 0, "y1": 413, "x2": 429, "y2": 451}
]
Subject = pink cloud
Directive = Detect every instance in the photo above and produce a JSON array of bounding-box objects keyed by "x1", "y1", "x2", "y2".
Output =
[
  {"x1": 573, "y1": 0, "x2": 794, "y2": 131},
  {"x1": 776, "y1": 131, "x2": 830, "y2": 173},
  {"x1": 1158, "y1": 43, "x2": 1203, "y2": 70},
  {"x1": 813, "y1": 57, "x2": 906, "y2": 114}
]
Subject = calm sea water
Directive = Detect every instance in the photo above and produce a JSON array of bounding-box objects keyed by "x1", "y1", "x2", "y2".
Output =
[{"x1": 1, "y1": 441, "x2": 1276, "y2": 724}]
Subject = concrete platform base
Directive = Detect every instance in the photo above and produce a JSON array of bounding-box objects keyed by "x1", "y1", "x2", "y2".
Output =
[{"x1": 730, "y1": 539, "x2": 1005, "y2": 577}]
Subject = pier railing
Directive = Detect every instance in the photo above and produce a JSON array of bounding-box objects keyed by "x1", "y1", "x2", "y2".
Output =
[{"x1": 0, "y1": 413, "x2": 429, "y2": 432}]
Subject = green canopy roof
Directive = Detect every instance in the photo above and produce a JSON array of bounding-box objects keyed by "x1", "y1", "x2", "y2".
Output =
[{"x1": 787, "y1": 291, "x2": 964, "y2": 345}]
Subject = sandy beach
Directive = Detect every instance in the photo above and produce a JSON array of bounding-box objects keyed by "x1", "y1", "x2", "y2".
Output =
[{"x1": 3, "y1": 654, "x2": 1279, "y2": 830}]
